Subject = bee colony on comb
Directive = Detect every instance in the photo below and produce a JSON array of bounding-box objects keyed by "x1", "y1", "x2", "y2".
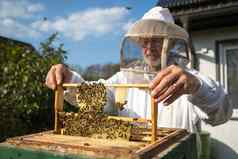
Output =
[
  {"x1": 59, "y1": 82, "x2": 133, "y2": 140},
  {"x1": 55, "y1": 82, "x2": 159, "y2": 142}
]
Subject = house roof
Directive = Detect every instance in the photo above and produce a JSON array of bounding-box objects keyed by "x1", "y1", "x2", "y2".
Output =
[
  {"x1": 157, "y1": 0, "x2": 238, "y2": 31},
  {"x1": 157, "y1": 0, "x2": 237, "y2": 9}
]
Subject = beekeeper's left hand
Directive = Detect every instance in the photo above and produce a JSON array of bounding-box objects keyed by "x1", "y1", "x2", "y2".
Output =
[{"x1": 149, "y1": 64, "x2": 201, "y2": 105}]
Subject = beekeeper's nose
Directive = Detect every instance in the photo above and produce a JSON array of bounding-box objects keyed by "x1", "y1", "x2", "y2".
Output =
[
  {"x1": 143, "y1": 42, "x2": 158, "y2": 54},
  {"x1": 145, "y1": 41, "x2": 155, "y2": 48}
]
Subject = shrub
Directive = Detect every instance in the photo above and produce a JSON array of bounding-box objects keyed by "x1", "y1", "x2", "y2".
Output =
[{"x1": 0, "y1": 33, "x2": 67, "y2": 141}]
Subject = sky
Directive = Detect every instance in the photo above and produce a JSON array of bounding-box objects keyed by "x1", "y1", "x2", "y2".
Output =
[{"x1": 0, "y1": 0, "x2": 158, "y2": 68}]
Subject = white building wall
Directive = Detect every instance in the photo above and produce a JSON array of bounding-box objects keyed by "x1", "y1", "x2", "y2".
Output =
[{"x1": 191, "y1": 26, "x2": 238, "y2": 159}]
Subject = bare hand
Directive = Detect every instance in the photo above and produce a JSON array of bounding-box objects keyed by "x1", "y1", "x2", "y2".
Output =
[
  {"x1": 149, "y1": 65, "x2": 201, "y2": 105},
  {"x1": 45, "y1": 64, "x2": 73, "y2": 90}
]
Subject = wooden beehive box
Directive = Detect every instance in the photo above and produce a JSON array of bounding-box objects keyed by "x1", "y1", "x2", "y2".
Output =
[
  {"x1": 4, "y1": 128, "x2": 188, "y2": 159},
  {"x1": 0, "y1": 83, "x2": 190, "y2": 159}
]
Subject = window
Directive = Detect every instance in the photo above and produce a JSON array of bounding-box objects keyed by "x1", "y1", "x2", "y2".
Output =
[{"x1": 218, "y1": 40, "x2": 238, "y2": 119}]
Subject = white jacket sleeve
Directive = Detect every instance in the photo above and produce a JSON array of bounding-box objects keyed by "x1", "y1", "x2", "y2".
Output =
[
  {"x1": 64, "y1": 70, "x2": 119, "y2": 115},
  {"x1": 187, "y1": 70, "x2": 233, "y2": 126}
]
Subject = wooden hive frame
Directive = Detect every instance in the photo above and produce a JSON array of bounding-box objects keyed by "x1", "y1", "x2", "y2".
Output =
[{"x1": 54, "y1": 83, "x2": 158, "y2": 143}]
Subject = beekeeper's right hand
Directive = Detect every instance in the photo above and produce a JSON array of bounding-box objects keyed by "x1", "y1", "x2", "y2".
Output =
[{"x1": 45, "y1": 64, "x2": 73, "y2": 90}]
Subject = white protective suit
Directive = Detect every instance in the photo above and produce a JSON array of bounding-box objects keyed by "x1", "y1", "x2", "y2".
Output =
[{"x1": 65, "y1": 69, "x2": 233, "y2": 133}]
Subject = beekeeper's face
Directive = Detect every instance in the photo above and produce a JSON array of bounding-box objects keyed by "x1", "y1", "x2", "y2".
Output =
[{"x1": 139, "y1": 38, "x2": 163, "y2": 67}]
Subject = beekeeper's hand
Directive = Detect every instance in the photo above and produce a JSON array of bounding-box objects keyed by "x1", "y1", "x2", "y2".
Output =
[
  {"x1": 45, "y1": 64, "x2": 73, "y2": 90},
  {"x1": 149, "y1": 64, "x2": 201, "y2": 105}
]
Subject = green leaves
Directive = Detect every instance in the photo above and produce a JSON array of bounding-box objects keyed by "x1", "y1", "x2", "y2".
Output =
[{"x1": 0, "y1": 34, "x2": 67, "y2": 141}]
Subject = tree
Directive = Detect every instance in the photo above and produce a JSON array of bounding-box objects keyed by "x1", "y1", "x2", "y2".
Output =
[
  {"x1": 82, "y1": 63, "x2": 120, "y2": 81},
  {"x1": 83, "y1": 64, "x2": 102, "y2": 81},
  {"x1": 101, "y1": 63, "x2": 120, "y2": 79}
]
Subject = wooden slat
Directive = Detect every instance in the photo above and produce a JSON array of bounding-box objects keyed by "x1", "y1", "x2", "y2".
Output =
[
  {"x1": 151, "y1": 97, "x2": 158, "y2": 143},
  {"x1": 54, "y1": 85, "x2": 64, "y2": 134},
  {"x1": 63, "y1": 83, "x2": 150, "y2": 88},
  {"x1": 161, "y1": 38, "x2": 169, "y2": 69},
  {"x1": 135, "y1": 129, "x2": 188, "y2": 159},
  {"x1": 107, "y1": 116, "x2": 151, "y2": 123}
]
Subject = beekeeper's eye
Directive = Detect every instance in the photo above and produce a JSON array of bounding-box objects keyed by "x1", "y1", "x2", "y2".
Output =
[{"x1": 140, "y1": 38, "x2": 163, "y2": 49}]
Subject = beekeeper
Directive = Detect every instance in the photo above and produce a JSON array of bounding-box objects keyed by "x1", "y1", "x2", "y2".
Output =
[{"x1": 45, "y1": 7, "x2": 232, "y2": 134}]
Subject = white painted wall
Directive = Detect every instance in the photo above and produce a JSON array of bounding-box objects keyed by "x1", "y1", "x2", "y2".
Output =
[
  {"x1": 191, "y1": 26, "x2": 238, "y2": 159},
  {"x1": 192, "y1": 26, "x2": 238, "y2": 80}
]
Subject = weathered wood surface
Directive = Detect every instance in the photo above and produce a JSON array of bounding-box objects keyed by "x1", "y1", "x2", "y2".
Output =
[{"x1": 4, "y1": 128, "x2": 188, "y2": 159}]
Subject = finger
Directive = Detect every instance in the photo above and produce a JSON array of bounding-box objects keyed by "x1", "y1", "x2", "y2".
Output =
[
  {"x1": 163, "y1": 89, "x2": 184, "y2": 106},
  {"x1": 157, "y1": 86, "x2": 169, "y2": 97},
  {"x1": 45, "y1": 67, "x2": 57, "y2": 89},
  {"x1": 152, "y1": 85, "x2": 169, "y2": 99},
  {"x1": 149, "y1": 67, "x2": 171, "y2": 89},
  {"x1": 55, "y1": 66, "x2": 64, "y2": 85},
  {"x1": 158, "y1": 78, "x2": 184, "y2": 102},
  {"x1": 151, "y1": 73, "x2": 178, "y2": 97},
  {"x1": 154, "y1": 87, "x2": 168, "y2": 103}
]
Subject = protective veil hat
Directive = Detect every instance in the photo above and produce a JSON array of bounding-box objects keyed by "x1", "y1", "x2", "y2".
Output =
[
  {"x1": 120, "y1": 7, "x2": 191, "y2": 83},
  {"x1": 142, "y1": 6, "x2": 175, "y2": 24}
]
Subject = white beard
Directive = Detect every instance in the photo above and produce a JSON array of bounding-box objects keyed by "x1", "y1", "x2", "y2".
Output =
[{"x1": 143, "y1": 55, "x2": 161, "y2": 70}]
